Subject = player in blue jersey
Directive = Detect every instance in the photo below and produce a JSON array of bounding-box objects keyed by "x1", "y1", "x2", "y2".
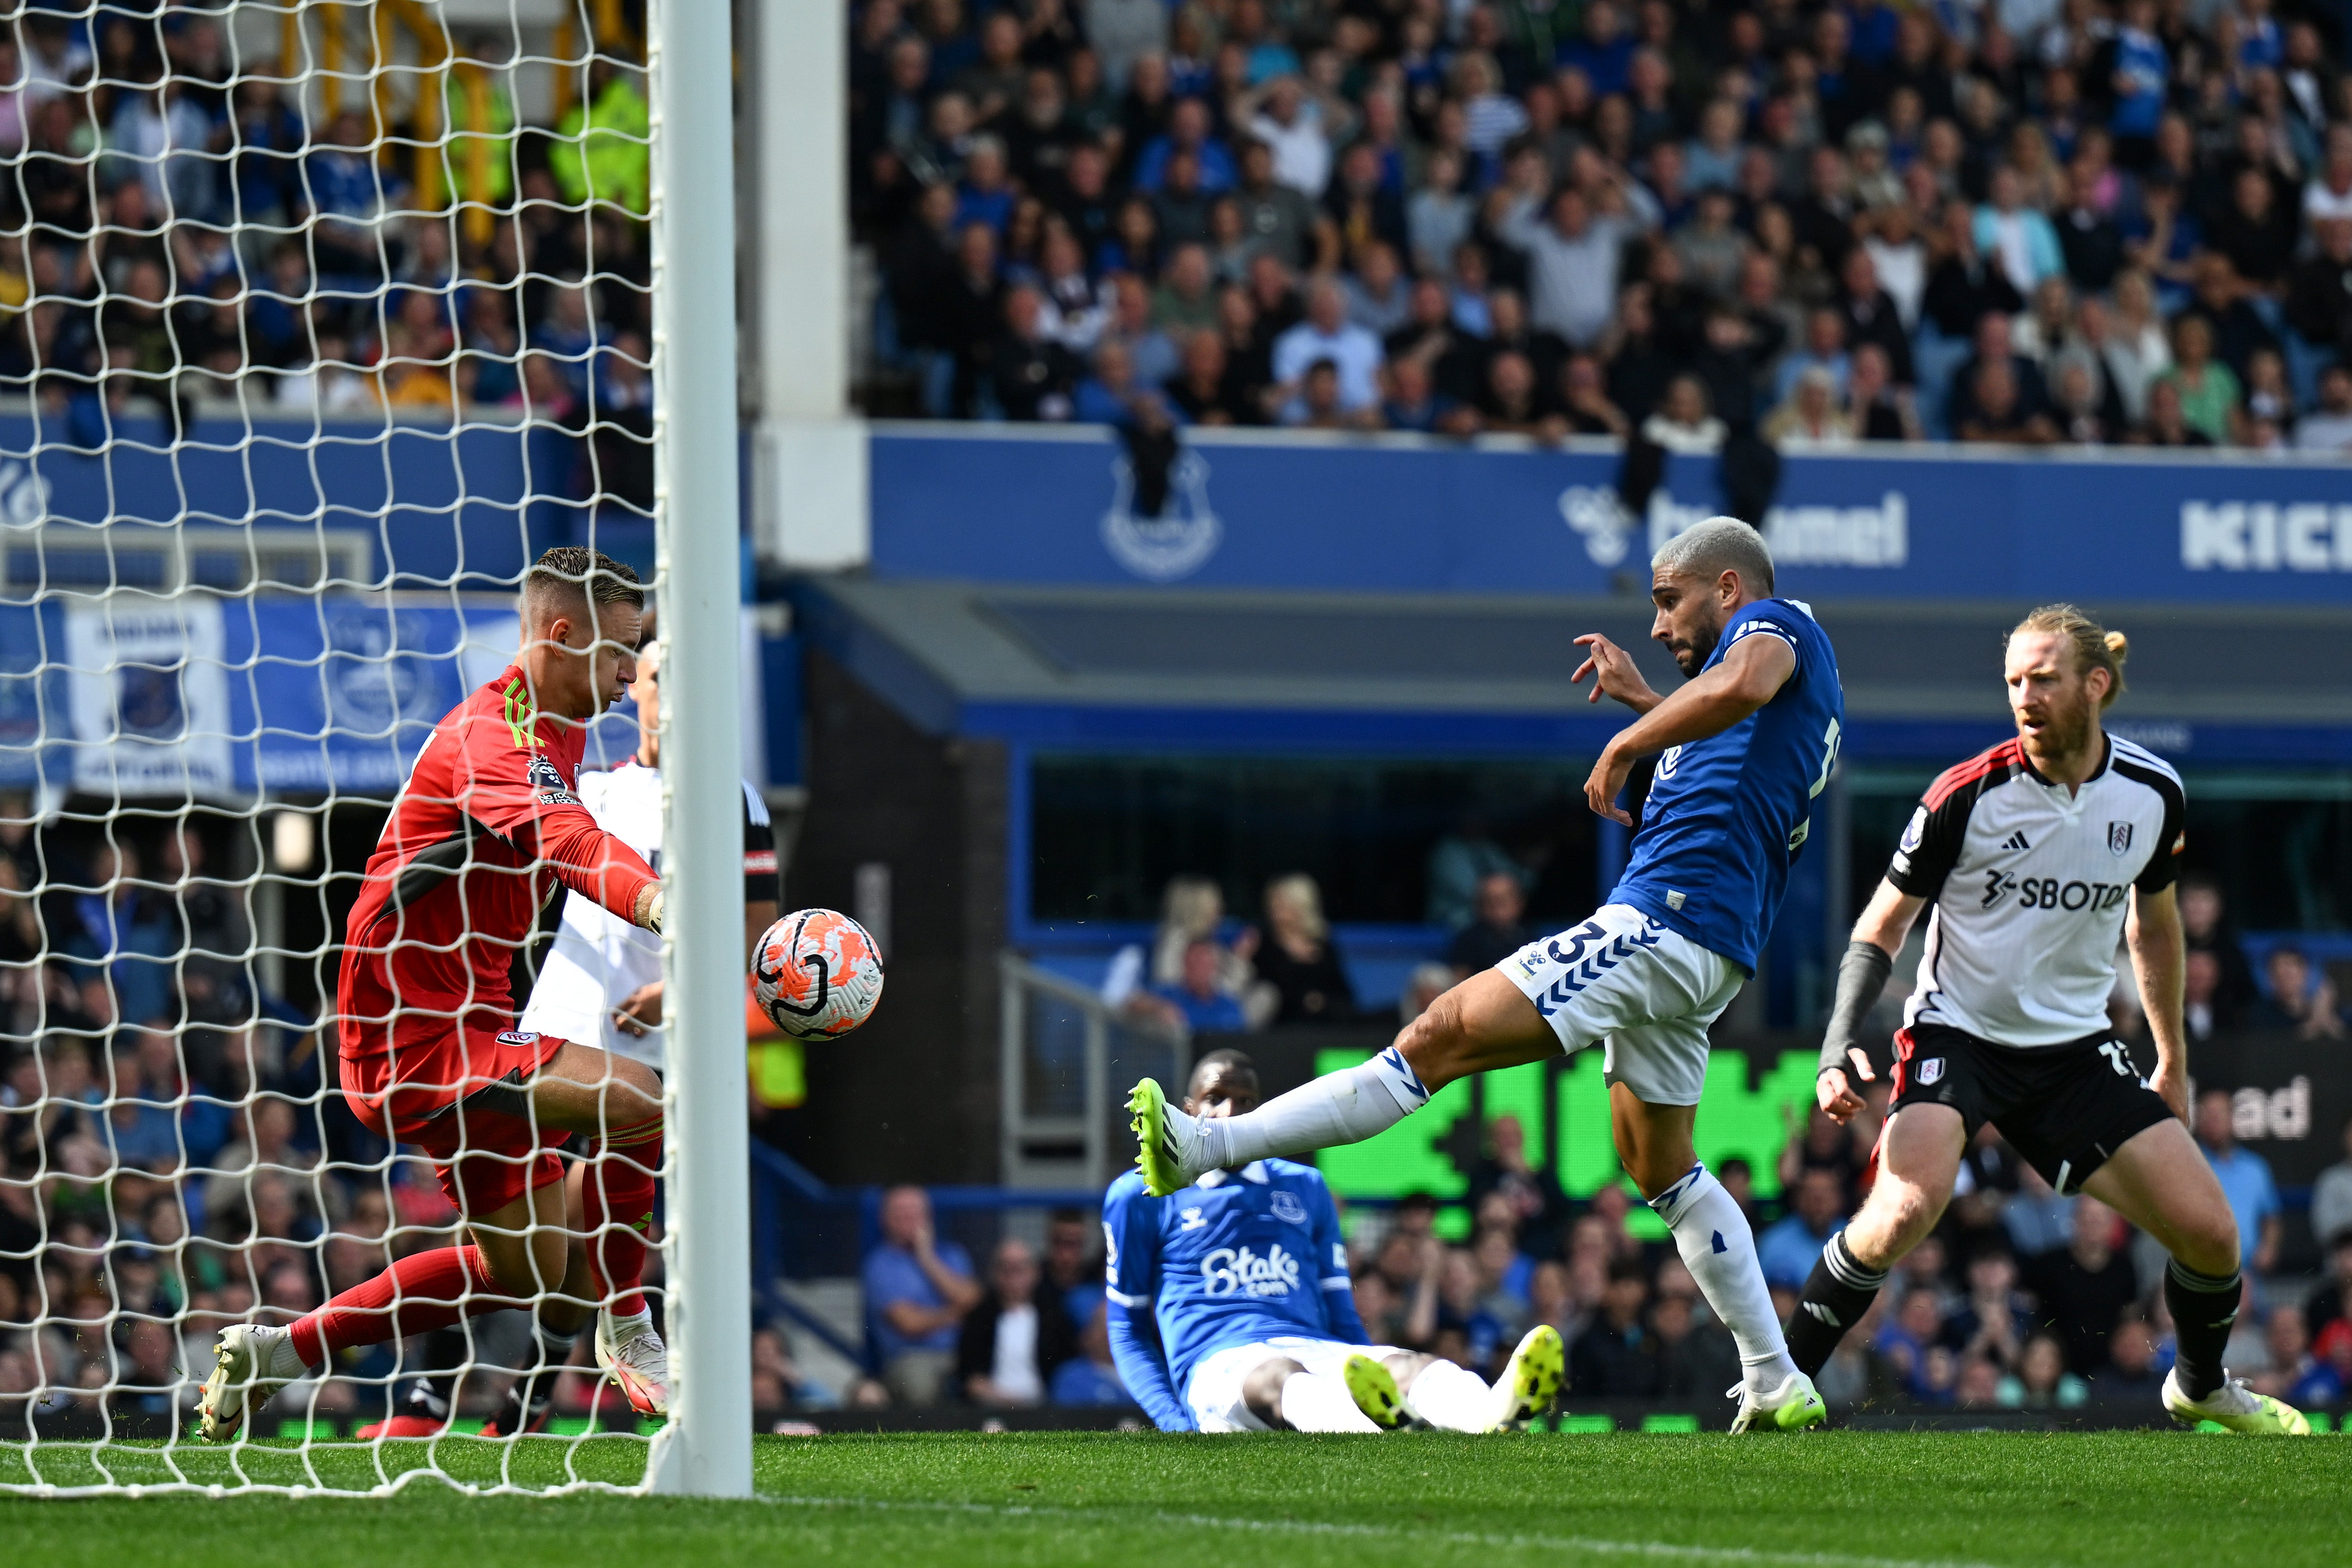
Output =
[
  {"x1": 1130, "y1": 518, "x2": 1842, "y2": 1432},
  {"x1": 1105, "y1": 1049, "x2": 1566, "y2": 1433}
]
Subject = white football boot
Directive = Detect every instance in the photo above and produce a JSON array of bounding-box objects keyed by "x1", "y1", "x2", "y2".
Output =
[
  {"x1": 199, "y1": 1323, "x2": 306, "y2": 1443},
  {"x1": 596, "y1": 1310, "x2": 672, "y2": 1419},
  {"x1": 1726, "y1": 1369, "x2": 1827, "y2": 1433},
  {"x1": 2162, "y1": 1368, "x2": 2311, "y2": 1435}
]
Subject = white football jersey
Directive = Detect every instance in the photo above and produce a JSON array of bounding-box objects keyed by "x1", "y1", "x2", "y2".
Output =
[
  {"x1": 1886, "y1": 734, "x2": 2185, "y2": 1046},
  {"x1": 518, "y1": 759, "x2": 777, "y2": 1069}
]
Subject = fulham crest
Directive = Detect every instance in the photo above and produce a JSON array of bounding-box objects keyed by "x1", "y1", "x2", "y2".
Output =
[
  {"x1": 1915, "y1": 1057, "x2": 1946, "y2": 1086},
  {"x1": 2107, "y1": 821, "x2": 2134, "y2": 856}
]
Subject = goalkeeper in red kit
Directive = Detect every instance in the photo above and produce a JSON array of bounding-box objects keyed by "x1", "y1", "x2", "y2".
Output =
[{"x1": 201, "y1": 548, "x2": 671, "y2": 1441}]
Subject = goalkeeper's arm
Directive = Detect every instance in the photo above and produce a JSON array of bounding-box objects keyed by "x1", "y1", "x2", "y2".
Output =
[
  {"x1": 459, "y1": 745, "x2": 663, "y2": 930},
  {"x1": 1818, "y1": 879, "x2": 1927, "y2": 1123}
]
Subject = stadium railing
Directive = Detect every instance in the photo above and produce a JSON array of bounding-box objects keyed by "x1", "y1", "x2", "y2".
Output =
[{"x1": 1000, "y1": 953, "x2": 1189, "y2": 1191}]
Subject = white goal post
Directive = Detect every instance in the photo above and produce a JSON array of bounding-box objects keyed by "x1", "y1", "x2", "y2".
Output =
[
  {"x1": 646, "y1": 0, "x2": 750, "y2": 1501},
  {"x1": 0, "y1": 0, "x2": 746, "y2": 1498}
]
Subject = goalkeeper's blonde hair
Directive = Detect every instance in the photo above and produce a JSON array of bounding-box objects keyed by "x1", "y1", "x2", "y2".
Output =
[{"x1": 2010, "y1": 603, "x2": 2128, "y2": 710}]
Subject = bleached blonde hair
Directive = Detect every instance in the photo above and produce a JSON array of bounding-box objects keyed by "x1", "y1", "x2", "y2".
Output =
[{"x1": 1653, "y1": 516, "x2": 1776, "y2": 595}]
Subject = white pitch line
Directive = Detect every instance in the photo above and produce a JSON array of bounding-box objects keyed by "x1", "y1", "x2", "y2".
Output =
[{"x1": 758, "y1": 1493, "x2": 2008, "y2": 1568}]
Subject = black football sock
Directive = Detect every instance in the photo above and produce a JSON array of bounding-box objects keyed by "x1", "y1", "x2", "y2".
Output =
[
  {"x1": 2165, "y1": 1259, "x2": 2243, "y2": 1401},
  {"x1": 397, "y1": 1323, "x2": 472, "y2": 1422},
  {"x1": 489, "y1": 1320, "x2": 579, "y2": 1436},
  {"x1": 1785, "y1": 1231, "x2": 1888, "y2": 1378}
]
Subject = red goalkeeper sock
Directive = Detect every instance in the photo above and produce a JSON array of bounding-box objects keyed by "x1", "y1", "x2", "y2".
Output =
[
  {"x1": 288, "y1": 1245, "x2": 513, "y2": 1367},
  {"x1": 584, "y1": 1126, "x2": 661, "y2": 1319}
]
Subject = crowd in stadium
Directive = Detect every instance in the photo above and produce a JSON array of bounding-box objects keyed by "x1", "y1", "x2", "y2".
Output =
[
  {"x1": 856, "y1": 0, "x2": 2352, "y2": 449},
  {"x1": 0, "y1": 7, "x2": 654, "y2": 505}
]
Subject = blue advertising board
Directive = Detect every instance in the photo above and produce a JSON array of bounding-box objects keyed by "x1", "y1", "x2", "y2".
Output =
[
  {"x1": 0, "y1": 407, "x2": 585, "y2": 589},
  {"x1": 867, "y1": 425, "x2": 2352, "y2": 603},
  {"x1": 0, "y1": 594, "x2": 658, "y2": 799}
]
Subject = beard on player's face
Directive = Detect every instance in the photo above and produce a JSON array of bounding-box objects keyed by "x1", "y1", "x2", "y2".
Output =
[
  {"x1": 1665, "y1": 599, "x2": 1725, "y2": 676},
  {"x1": 2014, "y1": 675, "x2": 2095, "y2": 760}
]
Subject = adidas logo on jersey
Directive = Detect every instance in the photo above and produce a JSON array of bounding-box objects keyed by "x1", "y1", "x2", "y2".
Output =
[
  {"x1": 2001, "y1": 830, "x2": 2031, "y2": 851},
  {"x1": 1200, "y1": 1243, "x2": 1301, "y2": 1299}
]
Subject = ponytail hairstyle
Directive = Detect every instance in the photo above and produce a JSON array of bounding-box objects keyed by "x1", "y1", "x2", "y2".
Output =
[{"x1": 2009, "y1": 603, "x2": 2128, "y2": 710}]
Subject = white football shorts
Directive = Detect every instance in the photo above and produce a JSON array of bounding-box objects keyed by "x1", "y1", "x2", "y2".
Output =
[
  {"x1": 1184, "y1": 1336, "x2": 1405, "y2": 1433},
  {"x1": 1498, "y1": 902, "x2": 1745, "y2": 1107}
]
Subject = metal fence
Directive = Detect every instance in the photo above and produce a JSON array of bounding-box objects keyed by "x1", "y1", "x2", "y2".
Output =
[{"x1": 1000, "y1": 953, "x2": 1190, "y2": 1191}]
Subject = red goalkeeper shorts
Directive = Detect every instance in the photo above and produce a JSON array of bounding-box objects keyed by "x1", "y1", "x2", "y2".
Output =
[{"x1": 338, "y1": 1010, "x2": 571, "y2": 1217}]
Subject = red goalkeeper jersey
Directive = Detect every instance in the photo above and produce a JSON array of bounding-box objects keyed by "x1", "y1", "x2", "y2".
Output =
[{"x1": 337, "y1": 664, "x2": 660, "y2": 1056}]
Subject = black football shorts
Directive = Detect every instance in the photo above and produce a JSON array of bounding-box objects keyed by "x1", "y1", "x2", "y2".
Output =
[{"x1": 1889, "y1": 1020, "x2": 2176, "y2": 1195}]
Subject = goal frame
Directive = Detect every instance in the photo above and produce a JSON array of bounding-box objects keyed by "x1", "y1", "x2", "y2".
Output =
[{"x1": 646, "y1": 0, "x2": 752, "y2": 1500}]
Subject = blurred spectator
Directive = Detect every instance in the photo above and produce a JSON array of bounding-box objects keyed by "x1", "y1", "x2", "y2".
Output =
[
  {"x1": 1249, "y1": 873, "x2": 1354, "y2": 1025},
  {"x1": 2000, "y1": 1160, "x2": 2075, "y2": 1259},
  {"x1": 2195, "y1": 1088, "x2": 2280, "y2": 1278},
  {"x1": 958, "y1": 1237, "x2": 1075, "y2": 1408},
  {"x1": 1763, "y1": 364, "x2": 1855, "y2": 444},
  {"x1": 1426, "y1": 816, "x2": 1526, "y2": 930},
  {"x1": 2311, "y1": 1120, "x2": 2352, "y2": 1260},
  {"x1": 2305, "y1": 1230, "x2": 2352, "y2": 1342},
  {"x1": 1650, "y1": 1263, "x2": 1743, "y2": 1399},
  {"x1": 2294, "y1": 363, "x2": 2352, "y2": 451},
  {"x1": 1500, "y1": 189, "x2": 1633, "y2": 349},
  {"x1": 2092, "y1": 1312, "x2": 2168, "y2": 1401},
  {"x1": 1397, "y1": 962, "x2": 1454, "y2": 1024},
  {"x1": 1051, "y1": 1301, "x2": 1140, "y2": 1408},
  {"x1": 1566, "y1": 1258, "x2": 1656, "y2": 1395},
  {"x1": 2153, "y1": 315, "x2": 2240, "y2": 444},
  {"x1": 1875, "y1": 1287, "x2": 1956, "y2": 1403},
  {"x1": 2249, "y1": 1305, "x2": 2343, "y2": 1409},
  {"x1": 1946, "y1": 1243, "x2": 2032, "y2": 1373},
  {"x1": 2248, "y1": 947, "x2": 2346, "y2": 1039},
  {"x1": 2001, "y1": 1332, "x2": 2089, "y2": 1409},
  {"x1": 1272, "y1": 276, "x2": 1382, "y2": 415},
  {"x1": 1043, "y1": 1208, "x2": 1104, "y2": 1333},
  {"x1": 1446, "y1": 872, "x2": 1531, "y2": 975},
  {"x1": 862, "y1": 1185, "x2": 981, "y2": 1405},
  {"x1": 2026, "y1": 1196, "x2": 2143, "y2": 1378},
  {"x1": 2177, "y1": 878, "x2": 2258, "y2": 1024},
  {"x1": 1757, "y1": 1168, "x2": 1847, "y2": 1291},
  {"x1": 1467, "y1": 1113, "x2": 1563, "y2": 1259},
  {"x1": 1779, "y1": 1103, "x2": 1863, "y2": 1207},
  {"x1": 1139, "y1": 939, "x2": 1251, "y2": 1034}
]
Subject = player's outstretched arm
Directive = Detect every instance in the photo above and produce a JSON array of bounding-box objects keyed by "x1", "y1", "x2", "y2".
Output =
[
  {"x1": 1104, "y1": 1304, "x2": 1192, "y2": 1432},
  {"x1": 1571, "y1": 633, "x2": 1664, "y2": 713},
  {"x1": 1585, "y1": 632, "x2": 1797, "y2": 823},
  {"x1": 2126, "y1": 882, "x2": 2190, "y2": 1120},
  {"x1": 1816, "y1": 880, "x2": 1926, "y2": 1122}
]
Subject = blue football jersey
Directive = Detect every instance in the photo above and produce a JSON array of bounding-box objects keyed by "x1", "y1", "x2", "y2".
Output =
[
  {"x1": 1101, "y1": 1158, "x2": 1358, "y2": 1395},
  {"x1": 1610, "y1": 597, "x2": 1844, "y2": 973}
]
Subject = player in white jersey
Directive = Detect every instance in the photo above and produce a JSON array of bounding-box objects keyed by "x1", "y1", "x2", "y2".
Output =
[{"x1": 1781, "y1": 606, "x2": 2308, "y2": 1436}]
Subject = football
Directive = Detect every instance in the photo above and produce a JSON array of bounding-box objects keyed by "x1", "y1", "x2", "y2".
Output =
[{"x1": 752, "y1": 908, "x2": 886, "y2": 1039}]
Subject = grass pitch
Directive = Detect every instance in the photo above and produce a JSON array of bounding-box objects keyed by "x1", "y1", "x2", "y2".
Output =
[{"x1": 5, "y1": 1430, "x2": 2349, "y2": 1567}]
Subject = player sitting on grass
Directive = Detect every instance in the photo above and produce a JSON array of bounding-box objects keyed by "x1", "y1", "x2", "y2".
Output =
[
  {"x1": 200, "y1": 549, "x2": 667, "y2": 1442},
  {"x1": 1103, "y1": 1049, "x2": 1563, "y2": 1433},
  {"x1": 1785, "y1": 605, "x2": 2308, "y2": 1437}
]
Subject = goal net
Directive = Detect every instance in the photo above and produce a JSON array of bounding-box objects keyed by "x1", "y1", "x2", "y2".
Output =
[{"x1": 0, "y1": 0, "x2": 719, "y2": 1496}]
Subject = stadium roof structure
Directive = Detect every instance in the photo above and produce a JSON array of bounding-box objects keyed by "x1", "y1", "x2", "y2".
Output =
[{"x1": 794, "y1": 580, "x2": 2352, "y2": 767}]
